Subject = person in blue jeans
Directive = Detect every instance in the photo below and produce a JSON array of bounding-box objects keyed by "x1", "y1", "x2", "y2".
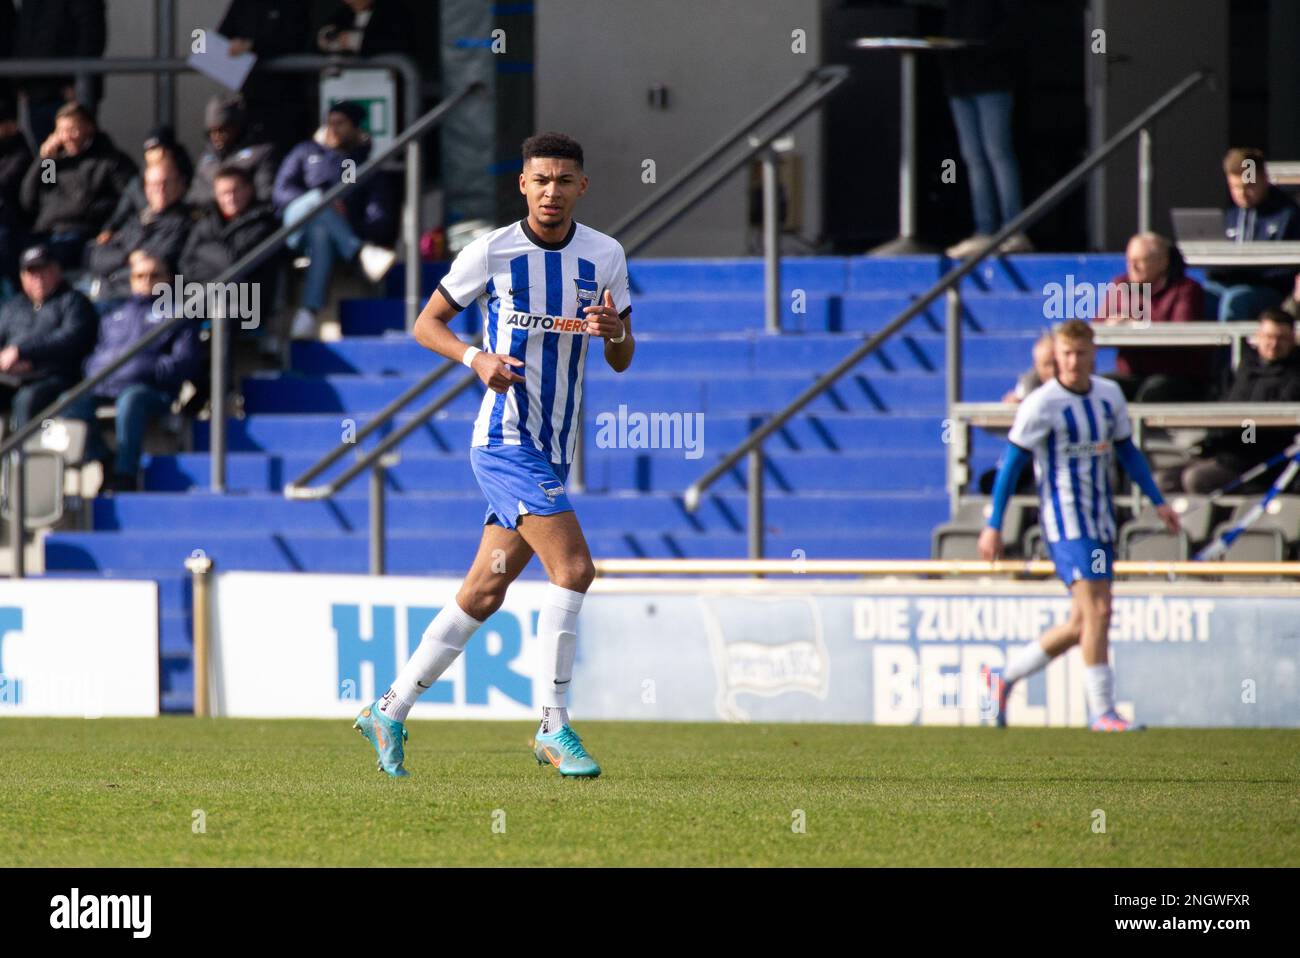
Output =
[
  {"x1": 1202, "y1": 147, "x2": 1300, "y2": 321},
  {"x1": 273, "y1": 100, "x2": 398, "y2": 339},
  {"x1": 941, "y1": 0, "x2": 1032, "y2": 259},
  {"x1": 64, "y1": 248, "x2": 200, "y2": 493}
]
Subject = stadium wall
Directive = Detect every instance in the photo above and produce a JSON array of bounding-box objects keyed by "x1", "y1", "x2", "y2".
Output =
[{"x1": 207, "y1": 573, "x2": 1298, "y2": 728}]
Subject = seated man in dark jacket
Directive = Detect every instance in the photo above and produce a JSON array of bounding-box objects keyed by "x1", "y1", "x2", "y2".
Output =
[
  {"x1": 1204, "y1": 147, "x2": 1300, "y2": 321},
  {"x1": 63, "y1": 248, "x2": 200, "y2": 492},
  {"x1": 1160, "y1": 308, "x2": 1300, "y2": 494},
  {"x1": 181, "y1": 165, "x2": 280, "y2": 354},
  {"x1": 18, "y1": 102, "x2": 137, "y2": 269},
  {"x1": 273, "y1": 100, "x2": 397, "y2": 338},
  {"x1": 0, "y1": 243, "x2": 97, "y2": 428},
  {"x1": 87, "y1": 157, "x2": 193, "y2": 302}
]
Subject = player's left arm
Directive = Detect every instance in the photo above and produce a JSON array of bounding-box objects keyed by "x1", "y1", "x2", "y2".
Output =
[
  {"x1": 1114, "y1": 436, "x2": 1180, "y2": 534},
  {"x1": 585, "y1": 247, "x2": 635, "y2": 373}
]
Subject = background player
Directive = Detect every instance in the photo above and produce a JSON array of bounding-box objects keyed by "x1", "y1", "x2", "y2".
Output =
[
  {"x1": 977, "y1": 319, "x2": 1179, "y2": 731},
  {"x1": 353, "y1": 132, "x2": 634, "y2": 777}
]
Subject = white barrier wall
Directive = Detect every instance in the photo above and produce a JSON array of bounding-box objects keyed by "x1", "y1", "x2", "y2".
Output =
[
  {"x1": 0, "y1": 580, "x2": 159, "y2": 717},
  {"x1": 209, "y1": 573, "x2": 1300, "y2": 727}
]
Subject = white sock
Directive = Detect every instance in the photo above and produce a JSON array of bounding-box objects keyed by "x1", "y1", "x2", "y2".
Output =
[
  {"x1": 379, "y1": 601, "x2": 482, "y2": 722},
  {"x1": 540, "y1": 706, "x2": 569, "y2": 734},
  {"x1": 537, "y1": 583, "x2": 584, "y2": 727},
  {"x1": 1084, "y1": 663, "x2": 1116, "y2": 718},
  {"x1": 1004, "y1": 641, "x2": 1052, "y2": 685}
]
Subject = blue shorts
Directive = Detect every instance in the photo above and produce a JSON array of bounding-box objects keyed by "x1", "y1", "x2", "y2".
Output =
[
  {"x1": 470, "y1": 443, "x2": 573, "y2": 530},
  {"x1": 1047, "y1": 537, "x2": 1115, "y2": 587}
]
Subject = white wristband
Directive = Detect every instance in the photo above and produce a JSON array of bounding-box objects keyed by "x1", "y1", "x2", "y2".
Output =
[
  {"x1": 608, "y1": 320, "x2": 626, "y2": 345},
  {"x1": 461, "y1": 345, "x2": 482, "y2": 368}
]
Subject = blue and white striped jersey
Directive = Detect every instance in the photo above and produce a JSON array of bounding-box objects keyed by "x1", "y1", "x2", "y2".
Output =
[
  {"x1": 437, "y1": 219, "x2": 632, "y2": 464},
  {"x1": 1008, "y1": 376, "x2": 1131, "y2": 544}
]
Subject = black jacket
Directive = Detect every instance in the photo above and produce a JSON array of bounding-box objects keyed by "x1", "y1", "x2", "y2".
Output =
[
  {"x1": 0, "y1": 281, "x2": 98, "y2": 381},
  {"x1": 186, "y1": 136, "x2": 278, "y2": 208},
  {"x1": 179, "y1": 201, "x2": 279, "y2": 288},
  {"x1": 88, "y1": 202, "x2": 196, "y2": 301},
  {"x1": 941, "y1": 0, "x2": 1027, "y2": 97},
  {"x1": 20, "y1": 132, "x2": 137, "y2": 236},
  {"x1": 1204, "y1": 348, "x2": 1300, "y2": 464},
  {"x1": 0, "y1": 131, "x2": 32, "y2": 229},
  {"x1": 323, "y1": 0, "x2": 417, "y2": 58},
  {"x1": 15, "y1": 0, "x2": 107, "y2": 103}
]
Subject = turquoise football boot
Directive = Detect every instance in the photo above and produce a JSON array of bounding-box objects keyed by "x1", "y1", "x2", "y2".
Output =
[
  {"x1": 353, "y1": 702, "x2": 410, "y2": 777},
  {"x1": 533, "y1": 724, "x2": 601, "y2": 778}
]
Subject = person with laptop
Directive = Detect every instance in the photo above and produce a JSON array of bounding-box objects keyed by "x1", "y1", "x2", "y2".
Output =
[{"x1": 1201, "y1": 147, "x2": 1300, "y2": 321}]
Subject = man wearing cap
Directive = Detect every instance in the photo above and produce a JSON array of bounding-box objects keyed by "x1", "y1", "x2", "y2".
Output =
[
  {"x1": 272, "y1": 100, "x2": 398, "y2": 338},
  {"x1": 187, "y1": 95, "x2": 277, "y2": 209},
  {"x1": 0, "y1": 99, "x2": 33, "y2": 296},
  {"x1": 0, "y1": 244, "x2": 97, "y2": 428},
  {"x1": 18, "y1": 102, "x2": 136, "y2": 270}
]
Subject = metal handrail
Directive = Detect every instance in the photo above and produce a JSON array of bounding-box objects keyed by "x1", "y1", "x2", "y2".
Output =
[
  {"x1": 681, "y1": 70, "x2": 1213, "y2": 548},
  {"x1": 619, "y1": 66, "x2": 850, "y2": 258},
  {"x1": 592, "y1": 558, "x2": 1300, "y2": 578},
  {"x1": 283, "y1": 68, "x2": 852, "y2": 573}
]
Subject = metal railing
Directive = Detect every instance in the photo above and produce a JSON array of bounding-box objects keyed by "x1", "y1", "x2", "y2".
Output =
[
  {"x1": 0, "y1": 78, "x2": 485, "y2": 575},
  {"x1": 681, "y1": 69, "x2": 1214, "y2": 556},
  {"x1": 284, "y1": 67, "x2": 853, "y2": 573}
]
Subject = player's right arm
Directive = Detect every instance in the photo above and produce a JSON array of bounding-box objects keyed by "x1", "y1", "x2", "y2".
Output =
[
  {"x1": 978, "y1": 443, "x2": 1032, "y2": 560},
  {"x1": 978, "y1": 393, "x2": 1047, "y2": 561},
  {"x1": 413, "y1": 290, "x2": 525, "y2": 394},
  {"x1": 413, "y1": 237, "x2": 525, "y2": 394}
]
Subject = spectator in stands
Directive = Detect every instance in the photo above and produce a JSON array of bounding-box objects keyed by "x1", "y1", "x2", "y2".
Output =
[
  {"x1": 941, "y1": 0, "x2": 1032, "y2": 259},
  {"x1": 87, "y1": 158, "x2": 194, "y2": 303},
  {"x1": 1159, "y1": 309, "x2": 1300, "y2": 494},
  {"x1": 64, "y1": 249, "x2": 200, "y2": 493},
  {"x1": 187, "y1": 95, "x2": 277, "y2": 208},
  {"x1": 274, "y1": 101, "x2": 397, "y2": 339},
  {"x1": 180, "y1": 165, "x2": 280, "y2": 353},
  {"x1": 15, "y1": 0, "x2": 107, "y2": 150},
  {"x1": 100, "y1": 127, "x2": 194, "y2": 241},
  {"x1": 216, "y1": 0, "x2": 313, "y2": 153},
  {"x1": 0, "y1": 1, "x2": 14, "y2": 114},
  {"x1": 1097, "y1": 231, "x2": 1215, "y2": 401},
  {"x1": 19, "y1": 102, "x2": 136, "y2": 270},
  {"x1": 0, "y1": 244, "x2": 97, "y2": 429},
  {"x1": 1202, "y1": 147, "x2": 1300, "y2": 321},
  {"x1": 317, "y1": 0, "x2": 417, "y2": 58},
  {"x1": 1001, "y1": 330, "x2": 1054, "y2": 403},
  {"x1": 0, "y1": 99, "x2": 33, "y2": 298}
]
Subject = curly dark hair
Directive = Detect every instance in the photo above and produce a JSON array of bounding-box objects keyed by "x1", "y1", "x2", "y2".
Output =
[{"x1": 522, "y1": 132, "x2": 583, "y2": 169}]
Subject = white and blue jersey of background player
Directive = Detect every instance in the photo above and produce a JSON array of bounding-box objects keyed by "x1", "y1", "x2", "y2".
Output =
[
  {"x1": 436, "y1": 219, "x2": 632, "y2": 528},
  {"x1": 988, "y1": 375, "x2": 1165, "y2": 585}
]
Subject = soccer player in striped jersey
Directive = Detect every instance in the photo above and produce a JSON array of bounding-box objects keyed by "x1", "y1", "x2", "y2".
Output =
[
  {"x1": 353, "y1": 132, "x2": 634, "y2": 777},
  {"x1": 977, "y1": 319, "x2": 1179, "y2": 731}
]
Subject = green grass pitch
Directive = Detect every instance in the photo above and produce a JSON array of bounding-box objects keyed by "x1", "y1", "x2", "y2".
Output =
[{"x1": 1, "y1": 719, "x2": 1295, "y2": 867}]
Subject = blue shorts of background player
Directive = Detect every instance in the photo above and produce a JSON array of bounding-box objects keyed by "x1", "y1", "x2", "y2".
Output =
[
  {"x1": 1047, "y1": 536, "x2": 1115, "y2": 587},
  {"x1": 471, "y1": 442, "x2": 574, "y2": 529}
]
